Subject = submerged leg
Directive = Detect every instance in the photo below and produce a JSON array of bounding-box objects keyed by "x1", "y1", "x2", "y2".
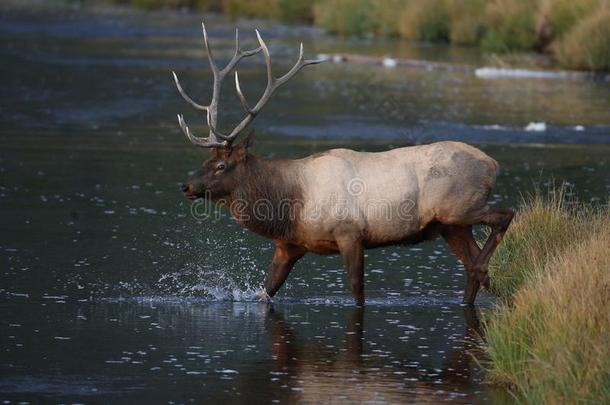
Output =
[
  {"x1": 336, "y1": 234, "x2": 365, "y2": 306},
  {"x1": 441, "y1": 225, "x2": 484, "y2": 305},
  {"x1": 342, "y1": 307, "x2": 364, "y2": 364},
  {"x1": 263, "y1": 241, "x2": 306, "y2": 297}
]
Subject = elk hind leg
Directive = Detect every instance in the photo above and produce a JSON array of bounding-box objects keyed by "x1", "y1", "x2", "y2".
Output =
[
  {"x1": 472, "y1": 209, "x2": 514, "y2": 273},
  {"x1": 441, "y1": 225, "x2": 484, "y2": 305}
]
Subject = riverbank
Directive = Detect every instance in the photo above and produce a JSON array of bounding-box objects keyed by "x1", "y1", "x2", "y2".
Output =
[
  {"x1": 484, "y1": 186, "x2": 610, "y2": 403},
  {"x1": 323, "y1": 52, "x2": 610, "y2": 81},
  {"x1": 109, "y1": 0, "x2": 610, "y2": 71}
]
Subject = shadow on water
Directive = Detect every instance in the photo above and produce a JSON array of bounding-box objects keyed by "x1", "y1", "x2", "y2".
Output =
[{"x1": 0, "y1": 297, "x2": 513, "y2": 403}]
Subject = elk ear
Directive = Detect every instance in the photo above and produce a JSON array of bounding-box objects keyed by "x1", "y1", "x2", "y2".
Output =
[
  {"x1": 210, "y1": 147, "x2": 221, "y2": 159},
  {"x1": 230, "y1": 130, "x2": 255, "y2": 161},
  {"x1": 240, "y1": 130, "x2": 255, "y2": 150}
]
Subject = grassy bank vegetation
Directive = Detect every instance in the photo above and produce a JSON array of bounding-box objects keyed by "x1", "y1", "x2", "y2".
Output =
[
  {"x1": 484, "y1": 186, "x2": 610, "y2": 403},
  {"x1": 112, "y1": 0, "x2": 610, "y2": 71}
]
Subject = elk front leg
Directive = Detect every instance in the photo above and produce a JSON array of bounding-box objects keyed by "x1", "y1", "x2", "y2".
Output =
[
  {"x1": 263, "y1": 241, "x2": 306, "y2": 298},
  {"x1": 337, "y1": 235, "x2": 365, "y2": 306}
]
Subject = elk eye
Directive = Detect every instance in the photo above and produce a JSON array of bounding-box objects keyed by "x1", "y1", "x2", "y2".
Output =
[{"x1": 216, "y1": 163, "x2": 226, "y2": 172}]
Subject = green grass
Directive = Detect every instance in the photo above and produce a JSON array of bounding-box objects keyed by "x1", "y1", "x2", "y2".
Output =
[
  {"x1": 483, "y1": 186, "x2": 610, "y2": 403},
  {"x1": 313, "y1": 0, "x2": 377, "y2": 36},
  {"x1": 399, "y1": 0, "x2": 451, "y2": 42},
  {"x1": 480, "y1": 0, "x2": 540, "y2": 52}
]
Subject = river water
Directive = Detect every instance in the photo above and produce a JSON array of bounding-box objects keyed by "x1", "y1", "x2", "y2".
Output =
[{"x1": 1, "y1": 2, "x2": 609, "y2": 403}]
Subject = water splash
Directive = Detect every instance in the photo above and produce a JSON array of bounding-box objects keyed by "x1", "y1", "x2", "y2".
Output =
[{"x1": 156, "y1": 262, "x2": 266, "y2": 302}]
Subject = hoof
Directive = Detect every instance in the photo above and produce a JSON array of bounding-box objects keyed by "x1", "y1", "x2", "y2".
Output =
[
  {"x1": 482, "y1": 274, "x2": 491, "y2": 290},
  {"x1": 256, "y1": 287, "x2": 273, "y2": 303}
]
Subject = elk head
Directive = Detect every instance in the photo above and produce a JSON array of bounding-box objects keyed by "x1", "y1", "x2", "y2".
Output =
[{"x1": 173, "y1": 23, "x2": 323, "y2": 201}]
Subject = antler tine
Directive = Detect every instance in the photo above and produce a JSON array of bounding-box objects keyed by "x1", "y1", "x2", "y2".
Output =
[
  {"x1": 255, "y1": 29, "x2": 274, "y2": 88},
  {"x1": 234, "y1": 71, "x2": 253, "y2": 114},
  {"x1": 234, "y1": 27, "x2": 240, "y2": 59},
  {"x1": 201, "y1": 22, "x2": 219, "y2": 77},
  {"x1": 177, "y1": 114, "x2": 226, "y2": 148},
  {"x1": 172, "y1": 71, "x2": 208, "y2": 112},
  {"x1": 219, "y1": 28, "x2": 262, "y2": 78},
  {"x1": 276, "y1": 43, "x2": 325, "y2": 87}
]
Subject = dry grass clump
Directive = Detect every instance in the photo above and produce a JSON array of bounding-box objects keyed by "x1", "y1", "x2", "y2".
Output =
[
  {"x1": 372, "y1": 0, "x2": 410, "y2": 37},
  {"x1": 554, "y1": 9, "x2": 610, "y2": 71},
  {"x1": 485, "y1": 219, "x2": 610, "y2": 403},
  {"x1": 399, "y1": 0, "x2": 451, "y2": 42},
  {"x1": 484, "y1": 185, "x2": 610, "y2": 403},
  {"x1": 447, "y1": 0, "x2": 486, "y2": 45},
  {"x1": 535, "y1": 0, "x2": 602, "y2": 47},
  {"x1": 480, "y1": 0, "x2": 540, "y2": 52},
  {"x1": 221, "y1": 0, "x2": 280, "y2": 19},
  {"x1": 113, "y1": 0, "x2": 217, "y2": 10},
  {"x1": 313, "y1": 0, "x2": 377, "y2": 36},
  {"x1": 487, "y1": 186, "x2": 583, "y2": 299}
]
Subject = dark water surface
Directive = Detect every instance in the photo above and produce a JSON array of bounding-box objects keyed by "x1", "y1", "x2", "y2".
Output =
[{"x1": 1, "y1": 3, "x2": 609, "y2": 403}]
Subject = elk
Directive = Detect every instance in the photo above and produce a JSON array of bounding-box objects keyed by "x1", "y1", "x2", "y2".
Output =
[{"x1": 173, "y1": 24, "x2": 514, "y2": 306}]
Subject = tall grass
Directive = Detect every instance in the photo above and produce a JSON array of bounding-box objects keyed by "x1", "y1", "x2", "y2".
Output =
[
  {"x1": 535, "y1": 0, "x2": 602, "y2": 47},
  {"x1": 223, "y1": 0, "x2": 285, "y2": 19},
  {"x1": 372, "y1": 0, "x2": 409, "y2": 37},
  {"x1": 555, "y1": 9, "x2": 610, "y2": 71},
  {"x1": 222, "y1": 0, "x2": 315, "y2": 21},
  {"x1": 399, "y1": 0, "x2": 450, "y2": 42},
  {"x1": 312, "y1": 0, "x2": 377, "y2": 36},
  {"x1": 484, "y1": 187, "x2": 610, "y2": 403},
  {"x1": 113, "y1": 0, "x2": 216, "y2": 9},
  {"x1": 480, "y1": 0, "x2": 540, "y2": 52},
  {"x1": 448, "y1": 0, "x2": 486, "y2": 45}
]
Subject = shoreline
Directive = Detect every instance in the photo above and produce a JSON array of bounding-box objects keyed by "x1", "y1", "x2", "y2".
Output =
[
  {"x1": 321, "y1": 52, "x2": 610, "y2": 82},
  {"x1": 94, "y1": 0, "x2": 610, "y2": 73},
  {"x1": 4, "y1": 1, "x2": 609, "y2": 77}
]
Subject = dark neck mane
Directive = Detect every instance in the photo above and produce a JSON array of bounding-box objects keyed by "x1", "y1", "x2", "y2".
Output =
[{"x1": 228, "y1": 155, "x2": 302, "y2": 240}]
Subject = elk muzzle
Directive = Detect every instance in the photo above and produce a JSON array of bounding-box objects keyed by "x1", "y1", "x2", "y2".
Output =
[{"x1": 181, "y1": 182, "x2": 199, "y2": 200}]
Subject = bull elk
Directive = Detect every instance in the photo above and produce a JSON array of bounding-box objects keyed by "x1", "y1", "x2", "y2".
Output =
[{"x1": 173, "y1": 24, "x2": 514, "y2": 306}]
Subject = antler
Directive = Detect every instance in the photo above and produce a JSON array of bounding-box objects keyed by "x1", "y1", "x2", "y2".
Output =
[{"x1": 173, "y1": 23, "x2": 324, "y2": 148}]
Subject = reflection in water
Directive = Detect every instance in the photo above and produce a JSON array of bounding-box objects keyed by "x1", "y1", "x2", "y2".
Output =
[
  {"x1": 246, "y1": 305, "x2": 494, "y2": 403},
  {"x1": 0, "y1": 299, "x2": 510, "y2": 403}
]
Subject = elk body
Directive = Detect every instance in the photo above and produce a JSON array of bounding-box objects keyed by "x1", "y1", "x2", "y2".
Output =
[{"x1": 174, "y1": 24, "x2": 514, "y2": 306}]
